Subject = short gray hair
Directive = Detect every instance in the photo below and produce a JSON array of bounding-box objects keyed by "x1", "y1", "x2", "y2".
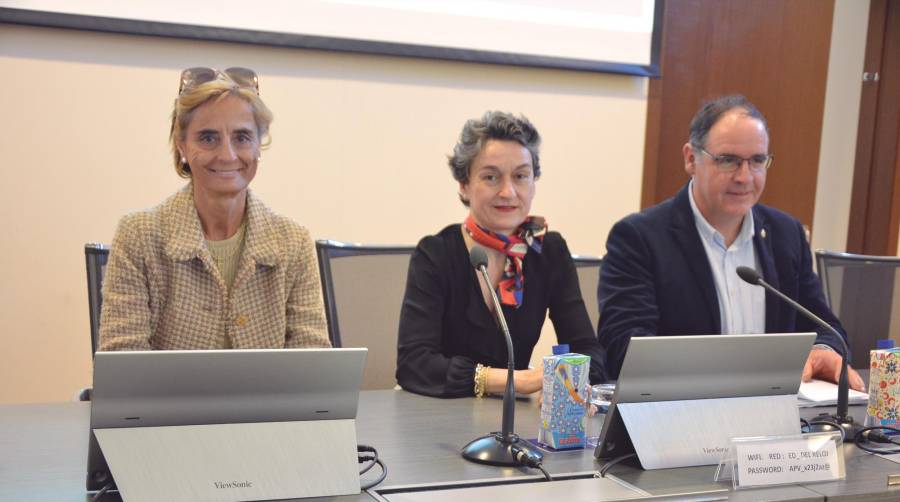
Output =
[
  {"x1": 689, "y1": 95, "x2": 768, "y2": 149},
  {"x1": 448, "y1": 111, "x2": 541, "y2": 192}
]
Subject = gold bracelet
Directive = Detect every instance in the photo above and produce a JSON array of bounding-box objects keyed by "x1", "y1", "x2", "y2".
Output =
[{"x1": 474, "y1": 364, "x2": 489, "y2": 398}]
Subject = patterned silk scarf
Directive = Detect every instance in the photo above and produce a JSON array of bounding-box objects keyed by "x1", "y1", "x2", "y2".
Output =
[{"x1": 464, "y1": 215, "x2": 547, "y2": 308}]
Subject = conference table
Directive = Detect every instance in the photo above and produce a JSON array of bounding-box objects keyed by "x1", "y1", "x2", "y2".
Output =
[{"x1": 1, "y1": 388, "x2": 898, "y2": 501}]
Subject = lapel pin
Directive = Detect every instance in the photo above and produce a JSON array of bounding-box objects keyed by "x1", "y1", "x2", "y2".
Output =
[{"x1": 761, "y1": 229, "x2": 767, "y2": 239}]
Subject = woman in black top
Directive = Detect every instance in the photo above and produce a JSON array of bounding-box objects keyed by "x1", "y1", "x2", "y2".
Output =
[{"x1": 396, "y1": 111, "x2": 607, "y2": 398}]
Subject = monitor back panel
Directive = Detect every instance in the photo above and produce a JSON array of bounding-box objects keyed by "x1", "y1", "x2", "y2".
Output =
[
  {"x1": 616, "y1": 332, "x2": 816, "y2": 403},
  {"x1": 91, "y1": 348, "x2": 367, "y2": 429}
]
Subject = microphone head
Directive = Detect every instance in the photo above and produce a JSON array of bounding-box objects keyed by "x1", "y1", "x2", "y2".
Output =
[
  {"x1": 469, "y1": 245, "x2": 489, "y2": 270},
  {"x1": 736, "y1": 266, "x2": 761, "y2": 285}
]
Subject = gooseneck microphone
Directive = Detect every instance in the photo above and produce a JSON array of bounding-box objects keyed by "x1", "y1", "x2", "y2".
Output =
[
  {"x1": 736, "y1": 266, "x2": 857, "y2": 434},
  {"x1": 469, "y1": 246, "x2": 516, "y2": 439},
  {"x1": 461, "y1": 245, "x2": 544, "y2": 467}
]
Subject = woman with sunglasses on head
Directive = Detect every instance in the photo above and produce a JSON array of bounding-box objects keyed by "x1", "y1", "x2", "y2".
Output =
[
  {"x1": 99, "y1": 67, "x2": 330, "y2": 351},
  {"x1": 396, "y1": 111, "x2": 607, "y2": 398}
]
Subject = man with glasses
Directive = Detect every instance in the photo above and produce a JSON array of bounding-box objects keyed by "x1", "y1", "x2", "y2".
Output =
[{"x1": 597, "y1": 95, "x2": 864, "y2": 391}]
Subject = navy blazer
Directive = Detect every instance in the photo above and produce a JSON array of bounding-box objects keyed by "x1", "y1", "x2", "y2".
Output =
[{"x1": 598, "y1": 184, "x2": 848, "y2": 379}]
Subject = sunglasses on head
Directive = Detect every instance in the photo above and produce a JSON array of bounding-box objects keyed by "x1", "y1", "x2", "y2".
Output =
[{"x1": 178, "y1": 67, "x2": 259, "y2": 94}]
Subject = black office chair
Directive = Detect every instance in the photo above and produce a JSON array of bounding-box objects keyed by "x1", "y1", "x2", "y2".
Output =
[
  {"x1": 572, "y1": 255, "x2": 603, "y2": 332},
  {"x1": 80, "y1": 243, "x2": 109, "y2": 402},
  {"x1": 815, "y1": 249, "x2": 900, "y2": 369},
  {"x1": 85, "y1": 243, "x2": 110, "y2": 356},
  {"x1": 316, "y1": 240, "x2": 415, "y2": 390}
]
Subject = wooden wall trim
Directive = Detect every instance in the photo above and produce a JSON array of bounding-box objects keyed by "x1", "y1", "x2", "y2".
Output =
[
  {"x1": 641, "y1": 0, "x2": 670, "y2": 209},
  {"x1": 847, "y1": 0, "x2": 888, "y2": 254},
  {"x1": 847, "y1": 0, "x2": 900, "y2": 256},
  {"x1": 890, "y1": 117, "x2": 900, "y2": 253},
  {"x1": 642, "y1": 0, "x2": 834, "y2": 228}
]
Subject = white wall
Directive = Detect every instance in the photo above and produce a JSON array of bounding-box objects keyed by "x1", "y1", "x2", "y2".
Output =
[
  {"x1": 811, "y1": 0, "x2": 870, "y2": 255},
  {"x1": 0, "y1": 23, "x2": 647, "y2": 403}
]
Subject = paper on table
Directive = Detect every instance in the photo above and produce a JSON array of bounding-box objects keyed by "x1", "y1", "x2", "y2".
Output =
[
  {"x1": 797, "y1": 379, "x2": 869, "y2": 407},
  {"x1": 877, "y1": 453, "x2": 900, "y2": 464}
]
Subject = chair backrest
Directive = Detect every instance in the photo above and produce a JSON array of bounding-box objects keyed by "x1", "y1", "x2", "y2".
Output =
[
  {"x1": 85, "y1": 243, "x2": 110, "y2": 356},
  {"x1": 815, "y1": 249, "x2": 900, "y2": 369},
  {"x1": 572, "y1": 255, "x2": 603, "y2": 331},
  {"x1": 316, "y1": 240, "x2": 415, "y2": 390}
]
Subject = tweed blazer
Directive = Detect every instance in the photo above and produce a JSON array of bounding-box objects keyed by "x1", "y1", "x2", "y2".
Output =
[{"x1": 99, "y1": 184, "x2": 330, "y2": 351}]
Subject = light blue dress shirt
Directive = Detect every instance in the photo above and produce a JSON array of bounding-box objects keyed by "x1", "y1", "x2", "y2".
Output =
[{"x1": 687, "y1": 180, "x2": 766, "y2": 334}]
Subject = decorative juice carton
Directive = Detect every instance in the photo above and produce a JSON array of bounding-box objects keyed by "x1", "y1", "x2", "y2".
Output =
[
  {"x1": 538, "y1": 344, "x2": 590, "y2": 450},
  {"x1": 866, "y1": 345, "x2": 900, "y2": 428}
]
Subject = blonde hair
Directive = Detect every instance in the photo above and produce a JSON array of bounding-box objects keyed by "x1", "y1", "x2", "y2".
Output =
[{"x1": 169, "y1": 76, "x2": 273, "y2": 178}]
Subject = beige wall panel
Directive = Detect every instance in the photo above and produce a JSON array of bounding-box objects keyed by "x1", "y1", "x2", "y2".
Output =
[
  {"x1": 811, "y1": 0, "x2": 870, "y2": 256},
  {"x1": 0, "y1": 24, "x2": 646, "y2": 403}
]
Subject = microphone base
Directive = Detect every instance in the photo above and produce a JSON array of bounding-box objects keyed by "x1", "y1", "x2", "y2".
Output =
[
  {"x1": 461, "y1": 432, "x2": 544, "y2": 467},
  {"x1": 810, "y1": 413, "x2": 863, "y2": 440}
]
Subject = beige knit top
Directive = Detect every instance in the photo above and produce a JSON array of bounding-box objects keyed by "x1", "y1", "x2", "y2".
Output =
[{"x1": 206, "y1": 221, "x2": 247, "y2": 294}]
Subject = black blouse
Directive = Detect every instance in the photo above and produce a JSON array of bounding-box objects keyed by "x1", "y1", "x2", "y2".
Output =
[{"x1": 396, "y1": 224, "x2": 607, "y2": 397}]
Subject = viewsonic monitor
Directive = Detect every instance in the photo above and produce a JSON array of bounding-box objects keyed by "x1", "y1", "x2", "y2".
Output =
[
  {"x1": 595, "y1": 333, "x2": 816, "y2": 465},
  {"x1": 87, "y1": 347, "x2": 367, "y2": 492}
]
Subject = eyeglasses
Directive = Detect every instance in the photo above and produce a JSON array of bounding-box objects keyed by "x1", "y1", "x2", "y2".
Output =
[
  {"x1": 696, "y1": 146, "x2": 773, "y2": 173},
  {"x1": 178, "y1": 67, "x2": 259, "y2": 94}
]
